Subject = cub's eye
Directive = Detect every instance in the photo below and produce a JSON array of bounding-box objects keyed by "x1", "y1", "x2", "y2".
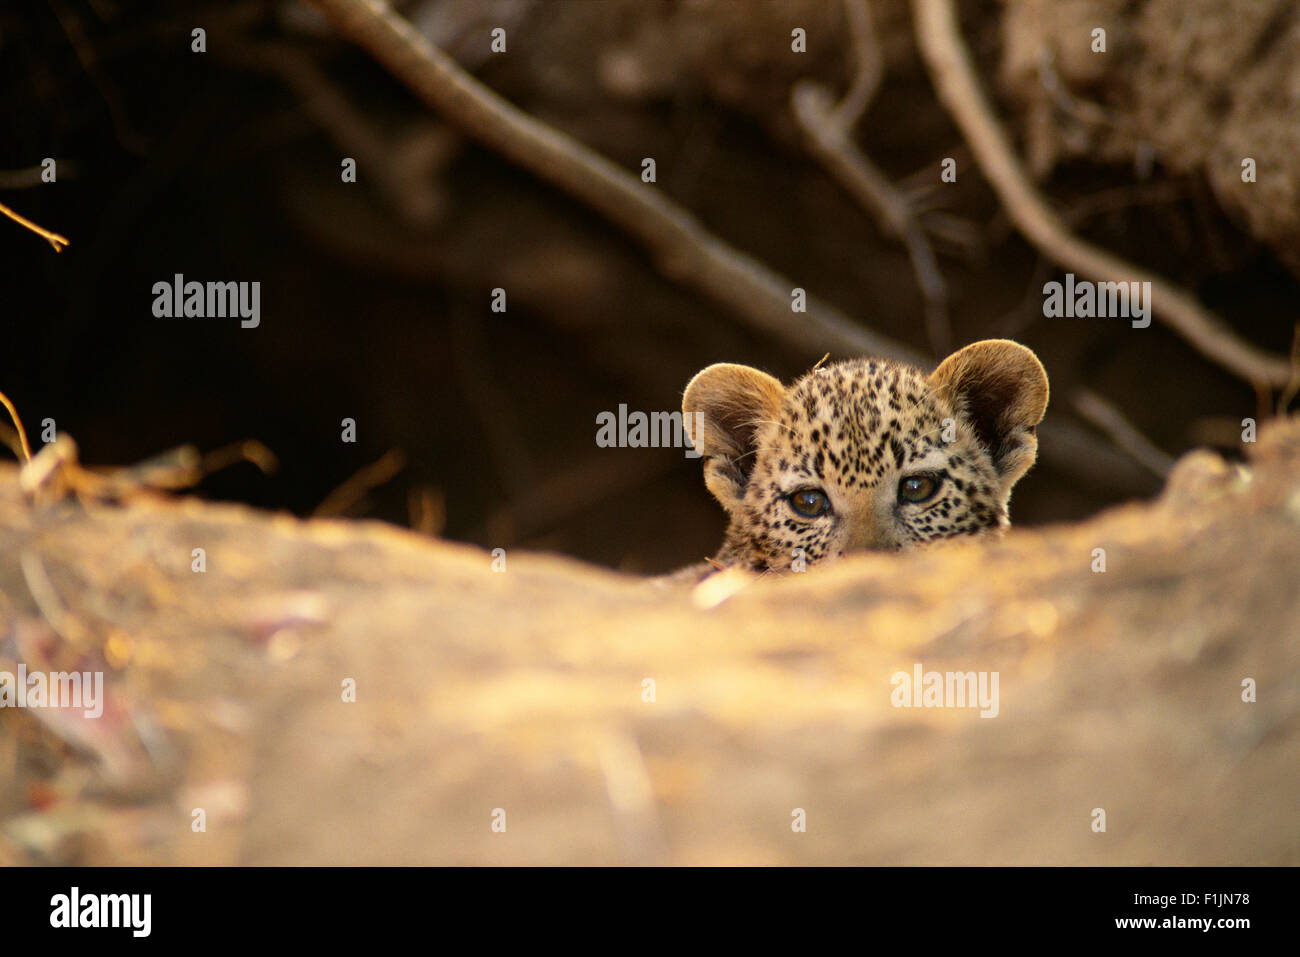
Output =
[
  {"x1": 898, "y1": 474, "x2": 942, "y2": 504},
  {"x1": 787, "y1": 488, "x2": 831, "y2": 518}
]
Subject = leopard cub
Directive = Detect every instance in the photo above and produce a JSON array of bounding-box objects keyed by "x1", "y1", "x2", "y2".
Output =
[{"x1": 682, "y1": 339, "x2": 1049, "y2": 573}]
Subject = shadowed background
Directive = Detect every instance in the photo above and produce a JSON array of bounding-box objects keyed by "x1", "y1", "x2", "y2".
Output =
[{"x1": 3, "y1": 0, "x2": 1297, "y2": 572}]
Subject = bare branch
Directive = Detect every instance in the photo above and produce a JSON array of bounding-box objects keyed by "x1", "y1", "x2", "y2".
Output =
[
  {"x1": 792, "y1": 0, "x2": 953, "y2": 353},
  {"x1": 793, "y1": 82, "x2": 951, "y2": 354},
  {"x1": 910, "y1": 0, "x2": 1294, "y2": 387},
  {"x1": 313, "y1": 449, "x2": 406, "y2": 518},
  {"x1": 299, "y1": 0, "x2": 927, "y2": 367},
  {"x1": 1072, "y1": 389, "x2": 1176, "y2": 479},
  {"x1": 297, "y1": 0, "x2": 1175, "y2": 491},
  {"x1": 833, "y1": 0, "x2": 885, "y2": 130}
]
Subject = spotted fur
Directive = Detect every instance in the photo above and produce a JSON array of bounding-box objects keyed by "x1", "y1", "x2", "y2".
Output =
[{"x1": 682, "y1": 339, "x2": 1049, "y2": 572}]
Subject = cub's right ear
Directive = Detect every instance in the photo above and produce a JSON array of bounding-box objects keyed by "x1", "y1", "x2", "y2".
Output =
[
  {"x1": 927, "y1": 339, "x2": 1049, "y2": 488},
  {"x1": 682, "y1": 363, "x2": 786, "y2": 512}
]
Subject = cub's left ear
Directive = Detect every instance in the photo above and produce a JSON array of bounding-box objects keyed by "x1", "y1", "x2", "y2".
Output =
[{"x1": 928, "y1": 339, "x2": 1049, "y2": 485}]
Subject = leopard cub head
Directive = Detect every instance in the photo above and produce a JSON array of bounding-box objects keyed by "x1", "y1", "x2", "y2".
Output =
[{"x1": 682, "y1": 339, "x2": 1049, "y2": 572}]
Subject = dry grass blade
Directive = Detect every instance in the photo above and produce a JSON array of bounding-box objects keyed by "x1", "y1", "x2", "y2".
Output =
[{"x1": 313, "y1": 448, "x2": 406, "y2": 518}]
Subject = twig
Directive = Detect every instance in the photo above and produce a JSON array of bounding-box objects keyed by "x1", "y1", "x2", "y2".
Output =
[
  {"x1": 1063, "y1": 180, "x2": 1187, "y2": 226},
  {"x1": 792, "y1": 0, "x2": 952, "y2": 353},
  {"x1": 1072, "y1": 389, "x2": 1176, "y2": 479},
  {"x1": 48, "y1": 0, "x2": 149, "y2": 155},
  {"x1": 0, "y1": 202, "x2": 70, "y2": 252},
  {"x1": 0, "y1": 390, "x2": 33, "y2": 461},
  {"x1": 407, "y1": 484, "x2": 445, "y2": 537},
  {"x1": 313, "y1": 449, "x2": 406, "y2": 517},
  {"x1": 793, "y1": 85, "x2": 951, "y2": 355},
  {"x1": 15, "y1": 434, "x2": 279, "y2": 505},
  {"x1": 910, "y1": 0, "x2": 1293, "y2": 388},
  {"x1": 474, "y1": 452, "x2": 682, "y2": 548},
  {"x1": 219, "y1": 39, "x2": 448, "y2": 227},
  {"x1": 450, "y1": 310, "x2": 537, "y2": 501},
  {"x1": 1036, "y1": 48, "x2": 1112, "y2": 130},
  {"x1": 832, "y1": 0, "x2": 885, "y2": 130},
  {"x1": 1038, "y1": 416, "x2": 1163, "y2": 496},
  {"x1": 197, "y1": 440, "x2": 279, "y2": 482},
  {"x1": 299, "y1": 0, "x2": 927, "y2": 367},
  {"x1": 20, "y1": 550, "x2": 94, "y2": 650}
]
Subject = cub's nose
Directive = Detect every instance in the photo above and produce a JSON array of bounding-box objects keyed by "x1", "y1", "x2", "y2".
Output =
[{"x1": 844, "y1": 514, "x2": 900, "y2": 552}]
